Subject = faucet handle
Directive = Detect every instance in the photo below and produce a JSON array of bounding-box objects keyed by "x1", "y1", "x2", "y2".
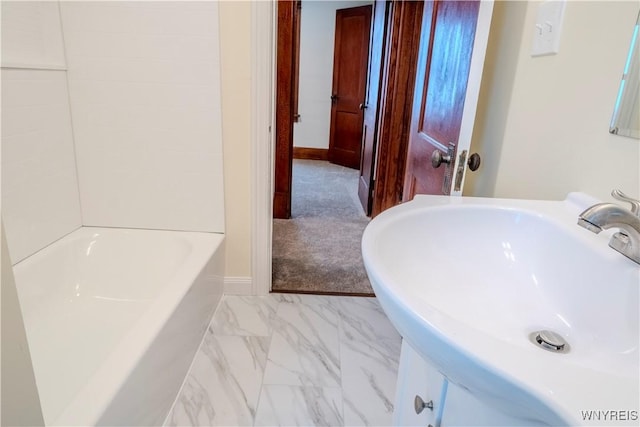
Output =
[{"x1": 611, "y1": 189, "x2": 640, "y2": 216}]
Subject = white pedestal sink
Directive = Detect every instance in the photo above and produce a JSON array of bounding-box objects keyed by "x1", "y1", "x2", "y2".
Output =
[{"x1": 362, "y1": 193, "x2": 639, "y2": 426}]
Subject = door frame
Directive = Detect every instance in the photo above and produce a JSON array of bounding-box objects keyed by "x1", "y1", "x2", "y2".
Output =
[
  {"x1": 253, "y1": 0, "x2": 494, "y2": 295},
  {"x1": 273, "y1": 1, "x2": 301, "y2": 219},
  {"x1": 370, "y1": 0, "x2": 424, "y2": 216},
  {"x1": 252, "y1": 0, "x2": 276, "y2": 295}
]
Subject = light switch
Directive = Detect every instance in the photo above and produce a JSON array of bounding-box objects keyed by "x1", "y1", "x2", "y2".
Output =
[{"x1": 531, "y1": 0, "x2": 566, "y2": 57}]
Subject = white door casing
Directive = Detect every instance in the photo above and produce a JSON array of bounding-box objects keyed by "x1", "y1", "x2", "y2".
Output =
[{"x1": 251, "y1": 0, "x2": 276, "y2": 295}]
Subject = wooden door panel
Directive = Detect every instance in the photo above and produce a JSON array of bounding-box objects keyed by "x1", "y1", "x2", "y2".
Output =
[
  {"x1": 332, "y1": 112, "x2": 364, "y2": 168},
  {"x1": 419, "y1": 2, "x2": 477, "y2": 143},
  {"x1": 328, "y1": 5, "x2": 372, "y2": 170},
  {"x1": 336, "y1": 15, "x2": 367, "y2": 105},
  {"x1": 403, "y1": 0, "x2": 479, "y2": 201}
]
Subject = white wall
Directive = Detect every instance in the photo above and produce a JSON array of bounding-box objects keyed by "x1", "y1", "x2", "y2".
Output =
[
  {"x1": 218, "y1": 1, "x2": 252, "y2": 281},
  {"x1": 0, "y1": 221, "x2": 44, "y2": 426},
  {"x1": 293, "y1": 0, "x2": 372, "y2": 150},
  {"x1": 60, "y1": 2, "x2": 225, "y2": 232},
  {"x1": 0, "y1": 2, "x2": 66, "y2": 69},
  {"x1": 463, "y1": 1, "x2": 527, "y2": 198},
  {"x1": 467, "y1": 1, "x2": 639, "y2": 201},
  {"x1": 1, "y1": 1, "x2": 82, "y2": 263},
  {"x1": 0, "y1": 3, "x2": 75, "y2": 423}
]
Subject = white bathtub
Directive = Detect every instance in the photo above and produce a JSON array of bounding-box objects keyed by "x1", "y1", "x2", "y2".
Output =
[{"x1": 12, "y1": 227, "x2": 225, "y2": 426}]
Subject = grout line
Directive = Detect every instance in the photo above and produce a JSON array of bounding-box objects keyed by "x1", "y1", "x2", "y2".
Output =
[
  {"x1": 56, "y1": 2, "x2": 85, "y2": 227},
  {"x1": 11, "y1": 225, "x2": 82, "y2": 266},
  {"x1": 252, "y1": 294, "x2": 279, "y2": 426}
]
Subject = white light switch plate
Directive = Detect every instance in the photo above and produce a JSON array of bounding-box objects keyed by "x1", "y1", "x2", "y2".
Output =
[{"x1": 531, "y1": 0, "x2": 566, "y2": 57}]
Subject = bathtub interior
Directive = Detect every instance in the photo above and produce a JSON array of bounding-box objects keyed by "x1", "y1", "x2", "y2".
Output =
[{"x1": 12, "y1": 227, "x2": 225, "y2": 425}]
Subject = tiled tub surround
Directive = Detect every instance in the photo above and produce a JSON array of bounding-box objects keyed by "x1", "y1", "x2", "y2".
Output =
[
  {"x1": 13, "y1": 227, "x2": 225, "y2": 426},
  {"x1": 1, "y1": 68, "x2": 82, "y2": 263},
  {"x1": 166, "y1": 294, "x2": 401, "y2": 426},
  {"x1": 59, "y1": 1, "x2": 225, "y2": 233}
]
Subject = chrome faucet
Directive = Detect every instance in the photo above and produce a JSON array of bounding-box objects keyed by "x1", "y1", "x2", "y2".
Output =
[{"x1": 577, "y1": 189, "x2": 640, "y2": 264}]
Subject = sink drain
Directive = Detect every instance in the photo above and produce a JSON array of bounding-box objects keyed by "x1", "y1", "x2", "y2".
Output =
[{"x1": 529, "y1": 330, "x2": 570, "y2": 353}]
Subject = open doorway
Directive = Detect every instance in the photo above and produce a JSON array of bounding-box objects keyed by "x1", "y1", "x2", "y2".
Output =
[
  {"x1": 260, "y1": 0, "x2": 494, "y2": 295},
  {"x1": 272, "y1": 0, "x2": 374, "y2": 295}
]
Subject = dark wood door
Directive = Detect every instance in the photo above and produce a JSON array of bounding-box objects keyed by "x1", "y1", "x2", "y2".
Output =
[
  {"x1": 358, "y1": 1, "x2": 389, "y2": 215},
  {"x1": 328, "y1": 5, "x2": 372, "y2": 170},
  {"x1": 273, "y1": 1, "x2": 302, "y2": 219},
  {"x1": 403, "y1": 0, "x2": 480, "y2": 200}
]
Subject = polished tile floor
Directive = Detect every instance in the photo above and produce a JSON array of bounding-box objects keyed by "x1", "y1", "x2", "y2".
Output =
[{"x1": 165, "y1": 294, "x2": 402, "y2": 426}]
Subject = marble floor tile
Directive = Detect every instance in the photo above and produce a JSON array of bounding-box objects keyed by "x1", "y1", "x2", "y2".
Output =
[
  {"x1": 210, "y1": 295, "x2": 278, "y2": 336},
  {"x1": 254, "y1": 384, "x2": 343, "y2": 427},
  {"x1": 263, "y1": 296, "x2": 341, "y2": 387},
  {"x1": 340, "y1": 341, "x2": 398, "y2": 426},
  {"x1": 337, "y1": 297, "x2": 401, "y2": 364},
  {"x1": 166, "y1": 293, "x2": 403, "y2": 427},
  {"x1": 166, "y1": 334, "x2": 270, "y2": 426},
  {"x1": 337, "y1": 297, "x2": 401, "y2": 426},
  {"x1": 273, "y1": 293, "x2": 342, "y2": 324}
]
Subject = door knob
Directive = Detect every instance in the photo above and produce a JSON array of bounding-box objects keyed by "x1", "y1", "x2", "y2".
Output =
[
  {"x1": 414, "y1": 395, "x2": 434, "y2": 414},
  {"x1": 330, "y1": 94, "x2": 339, "y2": 103},
  {"x1": 431, "y1": 149, "x2": 452, "y2": 168},
  {"x1": 359, "y1": 103, "x2": 368, "y2": 110},
  {"x1": 467, "y1": 153, "x2": 481, "y2": 171}
]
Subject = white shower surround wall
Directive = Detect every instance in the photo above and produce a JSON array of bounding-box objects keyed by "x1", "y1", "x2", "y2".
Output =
[
  {"x1": 60, "y1": 1, "x2": 225, "y2": 232},
  {"x1": 13, "y1": 227, "x2": 225, "y2": 425},
  {"x1": 2, "y1": 1, "x2": 228, "y2": 425}
]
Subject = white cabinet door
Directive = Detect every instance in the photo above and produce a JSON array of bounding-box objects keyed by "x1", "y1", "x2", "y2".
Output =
[
  {"x1": 441, "y1": 382, "x2": 546, "y2": 426},
  {"x1": 393, "y1": 340, "x2": 446, "y2": 426}
]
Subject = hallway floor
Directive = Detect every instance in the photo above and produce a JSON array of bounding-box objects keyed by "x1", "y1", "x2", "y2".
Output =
[
  {"x1": 166, "y1": 294, "x2": 401, "y2": 426},
  {"x1": 272, "y1": 160, "x2": 373, "y2": 295}
]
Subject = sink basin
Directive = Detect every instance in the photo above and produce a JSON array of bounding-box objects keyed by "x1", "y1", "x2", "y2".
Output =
[{"x1": 362, "y1": 193, "x2": 639, "y2": 425}]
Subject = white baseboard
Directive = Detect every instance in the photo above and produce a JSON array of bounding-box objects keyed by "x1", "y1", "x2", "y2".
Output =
[{"x1": 224, "y1": 276, "x2": 254, "y2": 295}]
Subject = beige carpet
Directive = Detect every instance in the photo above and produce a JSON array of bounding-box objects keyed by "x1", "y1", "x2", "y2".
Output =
[{"x1": 272, "y1": 159, "x2": 374, "y2": 295}]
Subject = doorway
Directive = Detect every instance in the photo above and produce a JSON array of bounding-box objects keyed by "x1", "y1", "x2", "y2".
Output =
[
  {"x1": 269, "y1": 0, "x2": 494, "y2": 295},
  {"x1": 274, "y1": 1, "x2": 374, "y2": 220},
  {"x1": 272, "y1": 0, "x2": 374, "y2": 295}
]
